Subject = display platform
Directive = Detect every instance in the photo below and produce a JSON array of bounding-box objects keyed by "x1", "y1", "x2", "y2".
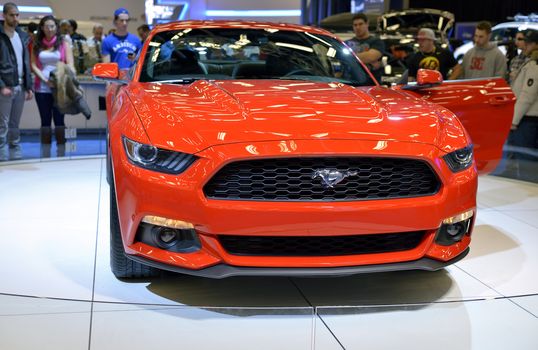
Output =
[{"x1": 0, "y1": 157, "x2": 537, "y2": 349}]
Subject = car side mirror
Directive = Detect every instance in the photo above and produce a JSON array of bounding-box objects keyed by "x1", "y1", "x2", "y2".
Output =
[
  {"x1": 92, "y1": 63, "x2": 128, "y2": 84},
  {"x1": 416, "y1": 69, "x2": 443, "y2": 85},
  {"x1": 400, "y1": 69, "x2": 443, "y2": 90}
]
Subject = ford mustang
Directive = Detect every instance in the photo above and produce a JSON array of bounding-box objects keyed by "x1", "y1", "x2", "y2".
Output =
[{"x1": 93, "y1": 21, "x2": 514, "y2": 279}]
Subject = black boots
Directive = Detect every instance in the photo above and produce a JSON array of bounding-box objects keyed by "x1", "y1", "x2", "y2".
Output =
[
  {"x1": 40, "y1": 127, "x2": 52, "y2": 158},
  {"x1": 55, "y1": 127, "x2": 66, "y2": 157},
  {"x1": 55, "y1": 126, "x2": 66, "y2": 145},
  {"x1": 40, "y1": 127, "x2": 52, "y2": 144},
  {"x1": 40, "y1": 126, "x2": 66, "y2": 158}
]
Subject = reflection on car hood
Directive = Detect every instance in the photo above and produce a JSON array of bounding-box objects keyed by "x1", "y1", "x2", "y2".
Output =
[{"x1": 128, "y1": 80, "x2": 447, "y2": 153}]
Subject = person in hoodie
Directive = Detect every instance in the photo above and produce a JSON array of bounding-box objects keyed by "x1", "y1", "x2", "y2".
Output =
[
  {"x1": 510, "y1": 30, "x2": 538, "y2": 156},
  {"x1": 460, "y1": 21, "x2": 506, "y2": 79}
]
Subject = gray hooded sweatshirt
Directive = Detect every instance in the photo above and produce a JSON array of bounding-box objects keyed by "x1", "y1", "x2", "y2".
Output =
[{"x1": 462, "y1": 43, "x2": 506, "y2": 79}]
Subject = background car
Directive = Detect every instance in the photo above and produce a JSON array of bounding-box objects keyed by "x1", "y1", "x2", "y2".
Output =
[{"x1": 93, "y1": 20, "x2": 514, "y2": 279}]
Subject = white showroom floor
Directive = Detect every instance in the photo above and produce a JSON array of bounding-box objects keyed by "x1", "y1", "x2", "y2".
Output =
[{"x1": 0, "y1": 157, "x2": 537, "y2": 349}]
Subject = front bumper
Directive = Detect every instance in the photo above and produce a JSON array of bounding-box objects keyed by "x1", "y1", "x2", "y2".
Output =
[
  {"x1": 127, "y1": 248, "x2": 470, "y2": 279},
  {"x1": 112, "y1": 138, "x2": 477, "y2": 273}
]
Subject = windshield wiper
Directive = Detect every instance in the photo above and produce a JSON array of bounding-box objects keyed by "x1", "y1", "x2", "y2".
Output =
[
  {"x1": 277, "y1": 76, "x2": 368, "y2": 87},
  {"x1": 277, "y1": 76, "x2": 314, "y2": 81},
  {"x1": 344, "y1": 81, "x2": 368, "y2": 87},
  {"x1": 156, "y1": 78, "x2": 201, "y2": 84}
]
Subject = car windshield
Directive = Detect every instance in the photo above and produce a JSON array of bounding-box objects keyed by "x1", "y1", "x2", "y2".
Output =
[
  {"x1": 491, "y1": 27, "x2": 517, "y2": 42},
  {"x1": 139, "y1": 27, "x2": 375, "y2": 86}
]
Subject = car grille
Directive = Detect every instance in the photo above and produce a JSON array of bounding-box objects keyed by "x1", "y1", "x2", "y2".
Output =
[
  {"x1": 203, "y1": 157, "x2": 439, "y2": 201},
  {"x1": 219, "y1": 231, "x2": 426, "y2": 256}
]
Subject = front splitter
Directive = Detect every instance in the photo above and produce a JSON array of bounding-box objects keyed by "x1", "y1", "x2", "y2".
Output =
[{"x1": 126, "y1": 248, "x2": 470, "y2": 279}]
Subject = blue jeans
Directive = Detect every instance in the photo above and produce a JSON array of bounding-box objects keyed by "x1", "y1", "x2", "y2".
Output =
[
  {"x1": 35, "y1": 92, "x2": 65, "y2": 127},
  {"x1": 509, "y1": 116, "x2": 538, "y2": 160}
]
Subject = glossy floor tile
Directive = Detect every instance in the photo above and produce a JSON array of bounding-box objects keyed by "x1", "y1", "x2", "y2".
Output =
[
  {"x1": 0, "y1": 159, "x2": 102, "y2": 300},
  {"x1": 477, "y1": 176, "x2": 538, "y2": 210},
  {"x1": 291, "y1": 265, "x2": 501, "y2": 307},
  {"x1": 0, "y1": 294, "x2": 91, "y2": 350},
  {"x1": 0, "y1": 159, "x2": 536, "y2": 349},
  {"x1": 510, "y1": 295, "x2": 538, "y2": 317},
  {"x1": 316, "y1": 298, "x2": 538, "y2": 350},
  {"x1": 456, "y1": 209, "x2": 538, "y2": 296},
  {"x1": 90, "y1": 303, "x2": 314, "y2": 350}
]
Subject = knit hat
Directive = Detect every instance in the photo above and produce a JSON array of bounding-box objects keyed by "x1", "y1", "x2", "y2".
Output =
[{"x1": 416, "y1": 28, "x2": 436, "y2": 41}]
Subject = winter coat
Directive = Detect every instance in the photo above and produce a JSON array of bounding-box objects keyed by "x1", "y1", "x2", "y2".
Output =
[
  {"x1": 50, "y1": 62, "x2": 91, "y2": 119},
  {"x1": 0, "y1": 26, "x2": 32, "y2": 90},
  {"x1": 511, "y1": 50, "x2": 538, "y2": 126}
]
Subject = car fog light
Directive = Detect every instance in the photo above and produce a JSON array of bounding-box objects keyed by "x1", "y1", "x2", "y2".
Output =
[
  {"x1": 442, "y1": 210, "x2": 474, "y2": 225},
  {"x1": 446, "y1": 223, "x2": 465, "y2": 237},
  {"x1": 136, "y1": 218, "x2": 201, "y2": 253},
  {"x1": 142, "y1": 215, "x2": 194, "y2": 229},
  {"x1": 152, "y1": 227, "x2": 178, "y2": 249},
  {"x1": 436, "y1": 210, "x2": 474, "y2": 246},
  {"x1": 160, "y1": 230, "x2": 176, "y2": 243}
]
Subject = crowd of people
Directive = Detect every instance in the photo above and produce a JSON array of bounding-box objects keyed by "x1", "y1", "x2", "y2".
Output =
[{"x1": 0, "y1": 4, "x2": 144, "y2": 160}]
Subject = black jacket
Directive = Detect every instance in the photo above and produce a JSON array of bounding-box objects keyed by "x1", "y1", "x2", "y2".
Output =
[{"x1": 0, "y1": 25, "x2": 32, "y2": 91}]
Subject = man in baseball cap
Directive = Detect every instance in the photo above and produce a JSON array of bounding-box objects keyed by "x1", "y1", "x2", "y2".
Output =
[
  {"x1": 102, "y1": 7, "x2": 141, "y2": 69},
  {"x1": 114, "y1": 7, "x2": 129, "y2": 17},
  {"x1": 405, "y1": 27, "x2": 461, "y2": 81},
  {"x1": 416, "y1": 28, "x2": 436, "y2": 41}
]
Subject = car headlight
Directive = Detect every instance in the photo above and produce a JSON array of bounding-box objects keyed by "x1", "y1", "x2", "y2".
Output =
[
  {"x1": 122, "y1": 136, "x2": 197, "y2": 174},
  {"x1": 443, "y1": 145, "x2": 474, "y2": 172}
]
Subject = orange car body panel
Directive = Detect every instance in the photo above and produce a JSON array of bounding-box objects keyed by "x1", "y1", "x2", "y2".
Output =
[
  {"x1": 103, "y1": 21, "x2": 514, "y2": 274},
  {"x1": 398, "y1": 78, "x2": 515, "y2": 173},
  {"x1": 416, "y1": 68, "x2": 443, "y2": 85},
  {"x1": 92, "y1": 63, "x2": 119, "y2": 80}
]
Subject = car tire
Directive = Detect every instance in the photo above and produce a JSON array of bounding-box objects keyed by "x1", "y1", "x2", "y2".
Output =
[{"x1": 110, "y1": 180, "x2": 160, "y2": 279}]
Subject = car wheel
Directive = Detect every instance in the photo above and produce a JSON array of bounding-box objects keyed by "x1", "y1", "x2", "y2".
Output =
[{"x1": 110, "y1": 180, "x2": 161, "y2": 279}]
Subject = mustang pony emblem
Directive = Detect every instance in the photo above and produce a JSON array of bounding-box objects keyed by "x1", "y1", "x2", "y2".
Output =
[{"x1": 312, "y1": 169, "x2": 358, "y2": 188}]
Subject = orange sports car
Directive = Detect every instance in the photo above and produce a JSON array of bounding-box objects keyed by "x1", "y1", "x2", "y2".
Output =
[{"x1": 93, "y1": 21, "x2": 514, "y2": 279}]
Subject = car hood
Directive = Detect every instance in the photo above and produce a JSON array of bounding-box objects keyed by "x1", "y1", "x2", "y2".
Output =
[
  {"x1": 378, "y1": 8, "x2": 454, "y2": 35},
  {"x1": 127, "y1": 80, "x2": 447, "y2": 153}
]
